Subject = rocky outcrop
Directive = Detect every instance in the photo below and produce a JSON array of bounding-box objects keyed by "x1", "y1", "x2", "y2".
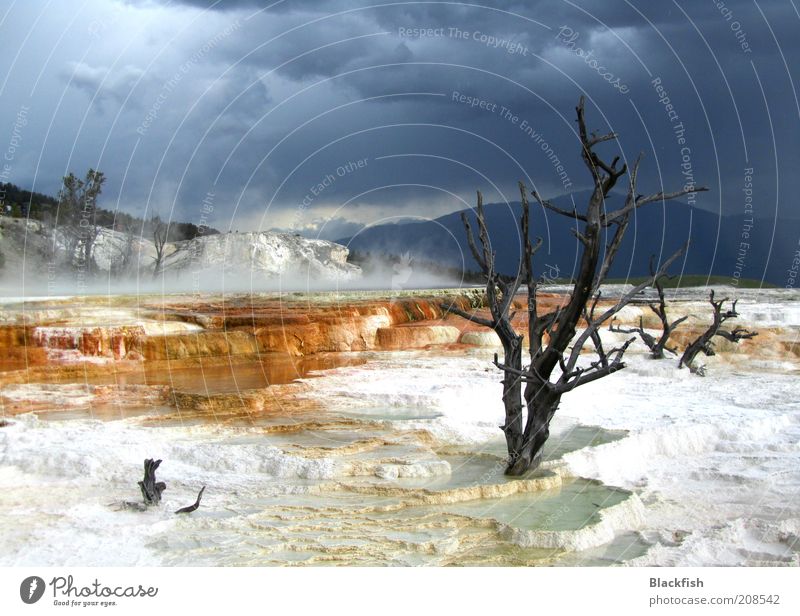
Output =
[
  {"x1": 376, "y1": 324, "x2": 461, "y2": 350},
  {"x1": 160, "y1": 231, "x2": 361, "y2": 281},
  {"x1": 48, "y1": 225, "x2": 157, "y2": 274},
  {"x1": 91, "y1": 227, "x2": 158, "y2": 273},
  {"x1": 459, "y1": 330, "x2": 501, "y2": 347},
  {"x1": 0, "y1": 216, "x2": 361, "y2": 283}
]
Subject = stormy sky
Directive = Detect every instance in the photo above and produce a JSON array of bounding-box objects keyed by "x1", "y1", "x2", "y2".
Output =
[{"x1": 0, "y1": 0, "x2": 798, "y2": 239}]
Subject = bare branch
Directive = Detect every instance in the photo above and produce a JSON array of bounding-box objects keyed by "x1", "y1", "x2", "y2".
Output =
[
  {"x1": 609, "y1": 318, "x2": 642, "y2": 336},
  {"x1": 533, "y1": 190, "x2": 588, "y2": 222},
  {"x1": 175, "y1": 486, "x2": 205, "y2": 514},
  {"x1": 493, "y1": 354, "x2": 533, "y2": 380},
  {"x1": 556, "y1": 336, "x2": 635, "y2": 392},
  {"x1": 440, "y1": 303, "x2": 495, "y2": 329},
  {"x1": 474, "y1": 190, "x2": 493, "y2": 270},
  {"x1": 571, "y1": 227, "x2": 590, "y2": 245},
  {"x1": 563, "y1": 244, "x2": 686, "y2": 375},
  {"x1": 715, "y1": 327, "x2": 758, "y2": 343},
  {"x1": 603, "y1": 186, "x2": 710, "y2": 226},
  {"x1": 680, "y1": 291, "x2": 757, "y2": 373},
  {"x1": 587, "y1": 131, "x2": 619, "y2": 148},
  {"x1": 461, "y1": 211, "x2": 489, "y2": 275},
  {"x1": 593, "y1": 154, "x2": 643, "y2": 289}
]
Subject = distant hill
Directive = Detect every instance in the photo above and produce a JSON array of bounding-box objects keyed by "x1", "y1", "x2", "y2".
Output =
[{"x1": 340, "y1": 190, "x2": 799, "y2": 287}]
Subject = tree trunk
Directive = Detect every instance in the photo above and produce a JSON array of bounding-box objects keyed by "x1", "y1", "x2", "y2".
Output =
[
  {"x1": 650, "y1": 335, "x2": 669, "y2": 359},
  {"x1": 505, "y1": 384, "x2": 560, "y2": 475},
  {"x1": 499, "y1": 331, "x2": 525, "y2": 464},
  {"x1": 138, "y1": 458, "x2": 166, "y2": 505}
]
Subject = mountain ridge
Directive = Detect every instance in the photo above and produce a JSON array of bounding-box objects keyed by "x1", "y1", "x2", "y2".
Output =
[{"x1": 339, "y1": 190, "x2": 799, "y2": 286}]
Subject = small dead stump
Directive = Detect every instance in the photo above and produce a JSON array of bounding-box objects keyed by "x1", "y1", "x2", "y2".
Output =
[
  {"x1": 118, "y1": 458, "x2": 205, "y2": 514},
  {"x1": 139, "y1": 458, "x2": 166, "y2": 505}
]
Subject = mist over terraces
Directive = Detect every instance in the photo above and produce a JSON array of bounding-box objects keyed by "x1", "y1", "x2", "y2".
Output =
[{"x1": 0, "y1": 215, "x2": 361, "y2": 293}]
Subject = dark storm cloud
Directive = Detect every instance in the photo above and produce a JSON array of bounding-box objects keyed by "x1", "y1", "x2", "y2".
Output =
[
  {"x1": 1, "y1": 0, "x2": 798, "y2": 239},
  {"x1": 63, "y1": 61, "x2": 161, "y2": 113}
]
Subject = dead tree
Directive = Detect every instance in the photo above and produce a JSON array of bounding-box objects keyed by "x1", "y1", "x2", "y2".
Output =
[
  {"x1": 139, "y1": 458, "x2": 166, "y2": 505},
  {"x1": 151, "y1": 215, "x2": 167, "y2": 278},
  {"x1": 610, "y1": 256, "x2": 688, "y2": 359},
  {"x1": 58, "y1": 169, "x2": 105, "y2": 274},
  {"x1": 123, "y1": 458, "x2": 205, "y2": 514},
  {"x1": 110, "y1": 222, "x2": 139, "y2": 278},
  {"x1": 443, "y1": 96, "x2": 707, "y2": 475},
  {"x1": 679, "y1": 290, "x2": 758, "y2": 375}
]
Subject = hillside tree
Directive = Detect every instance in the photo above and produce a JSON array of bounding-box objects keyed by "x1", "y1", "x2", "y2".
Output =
[
  {"x1": 151, "y1": 214, "x2": 168, "y2": 277},
  {"x1": 58, "y1": 169, "x2": 105, "y2": 274}
]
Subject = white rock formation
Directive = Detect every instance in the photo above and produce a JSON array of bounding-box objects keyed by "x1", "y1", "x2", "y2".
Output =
[
  {"x1": 459, "y1": 330, "x2": 502, "y2": 347},
  {"x1": 27, "y1": 222, "x2": 360, "y2": 282},
  {"x1": 47, "y1": 225, "x2": 157, "y2": 274},
  {"x1": 91, "y1": 228, "x2": 158, "y2": 273},
  {"x1": 160, "y1": 231, "x2": 361, "y2": 281}
]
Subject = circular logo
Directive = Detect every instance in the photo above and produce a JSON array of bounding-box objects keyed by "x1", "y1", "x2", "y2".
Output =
[{"x1": 20, "y1": 576, "x2": 45, "y2": 604}]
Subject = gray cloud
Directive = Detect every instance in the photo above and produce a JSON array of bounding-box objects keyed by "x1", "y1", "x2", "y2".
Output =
[{"x1": 1, "y1": 0, "x2": 798, "y2": 245}]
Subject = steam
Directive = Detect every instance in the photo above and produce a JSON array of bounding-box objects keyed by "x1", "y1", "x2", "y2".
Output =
[
  {"x1": 0, "y1": 215, "x2": 476, "y2": 298},
  {"x1": 0, "y1": 253, "x2": 471, "y2": 298}
]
